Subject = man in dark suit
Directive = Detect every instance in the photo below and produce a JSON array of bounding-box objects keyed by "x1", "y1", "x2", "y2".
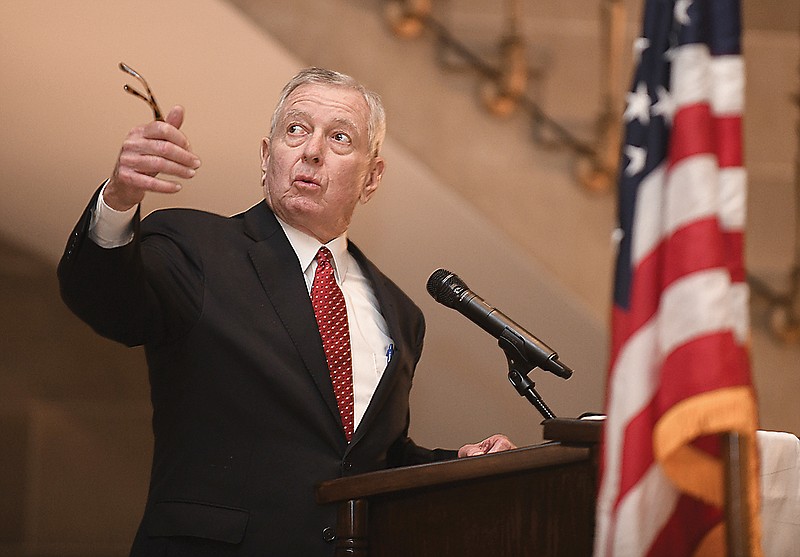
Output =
[{"x1": 58, "y1": 67, "x2": 514, "y2": 556}]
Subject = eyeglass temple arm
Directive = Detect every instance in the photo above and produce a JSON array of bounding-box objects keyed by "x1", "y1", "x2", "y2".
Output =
[
  {"x1": 122, "y1": 85, "x2": 164, "y2": 121},
  {"x1": 119, "y1": 62, "x2": 164, "y2": 121}
]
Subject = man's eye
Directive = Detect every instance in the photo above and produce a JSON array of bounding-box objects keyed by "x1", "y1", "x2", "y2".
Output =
[
  {"x1": 332, "y1": 132, "x2": 351, "y2": 144},
  {"x1": 287, "y1": 124, "x2": 304, "y2": 134}
]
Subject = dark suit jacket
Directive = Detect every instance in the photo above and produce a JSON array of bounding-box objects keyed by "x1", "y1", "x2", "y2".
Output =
[{"x1": 58, "y1": 190, "x2": 456, "y2": 556}]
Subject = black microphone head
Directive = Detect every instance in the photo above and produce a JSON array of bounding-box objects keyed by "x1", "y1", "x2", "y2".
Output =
[{"x1": 426, "y1": 268, "x2": 469, "y2": 309}]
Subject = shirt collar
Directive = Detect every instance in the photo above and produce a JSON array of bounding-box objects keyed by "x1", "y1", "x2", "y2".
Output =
[{"x1": 274, "y1": 215, "x2": 350, "y2": 282}]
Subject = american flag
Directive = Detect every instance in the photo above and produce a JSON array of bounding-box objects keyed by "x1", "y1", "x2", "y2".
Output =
[{"x1": 594, "y1": 0, "x2": 761, "y2": 555}]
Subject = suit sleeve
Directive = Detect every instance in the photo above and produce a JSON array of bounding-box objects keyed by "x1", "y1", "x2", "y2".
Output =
[
  {"x1": 387, "y1": 437, "x2": 459, "y2": 466},
  {"x1": 57, "y1": 187, "x2": 203, "y2": 347},
  {"x1": 385, "y1": 309, "x2": 459, "y2": 466}
]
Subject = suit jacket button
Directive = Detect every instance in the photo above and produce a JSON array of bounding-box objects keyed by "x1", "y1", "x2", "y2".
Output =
[{"x1": 322, "y1": 526, "x2": 335, "y2": 542}]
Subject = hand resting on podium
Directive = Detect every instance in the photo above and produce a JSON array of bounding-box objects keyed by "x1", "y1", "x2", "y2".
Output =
[{"x1": 458, "y1": 434, "x2": 517, "y2": 457}]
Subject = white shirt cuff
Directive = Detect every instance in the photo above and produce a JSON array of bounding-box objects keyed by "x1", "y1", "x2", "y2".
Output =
[{"x1": 88, "y1": 180, "x2": 137, "y2": 248}]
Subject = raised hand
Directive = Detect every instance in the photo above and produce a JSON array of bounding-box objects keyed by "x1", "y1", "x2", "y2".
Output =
[{"x1": 104, "y1": 105, "x2": 201, "y2": 211}]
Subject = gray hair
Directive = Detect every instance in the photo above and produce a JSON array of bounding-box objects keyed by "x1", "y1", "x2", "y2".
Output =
[{"x1": 269, "y1": 67, "x2": 386, "y2": 159}]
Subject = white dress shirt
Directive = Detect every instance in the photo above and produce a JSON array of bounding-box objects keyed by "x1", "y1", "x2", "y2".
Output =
[
  {"x1": 89, "y1": 187, "x2": 393, "y2": 430},
  {"x1": 275, "y1": 217, "x2": 394, "y2": 430}
]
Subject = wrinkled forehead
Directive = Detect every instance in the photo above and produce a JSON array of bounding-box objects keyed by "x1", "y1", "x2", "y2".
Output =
[{"x1": 280, "y1": 83, "x2": 369, "y2": 127}]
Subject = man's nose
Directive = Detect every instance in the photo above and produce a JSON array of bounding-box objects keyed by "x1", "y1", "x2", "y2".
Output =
[{"x1": 302, "y1": 133, "x2": 324, "y2": 164}]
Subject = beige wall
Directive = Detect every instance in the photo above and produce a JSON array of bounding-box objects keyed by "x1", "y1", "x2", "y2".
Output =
[{"x1": 1, "y1": 0, "x2": 798, "y2": 554}]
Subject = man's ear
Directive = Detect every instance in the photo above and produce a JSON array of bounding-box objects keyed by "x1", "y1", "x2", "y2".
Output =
[
  {"x1": 360, "y1": 158, "x2": 385, "y2": 204},
  {"x1": 260, "y1": 137, "x2": 270, "y2": 173}
]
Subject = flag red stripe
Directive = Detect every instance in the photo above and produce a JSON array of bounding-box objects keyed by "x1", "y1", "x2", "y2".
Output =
[
  {"x1": 662, "y1": 218, "x2": 727, "y2": 285},
  {"x1": 615, "y1": 405, "x2": 657, "y2": 510},
  {"x1": 658, "y1": 333, "x2": 750, "y2": 411},
  {"x1": 669, "y1": 104, "x2": 713, "y2": 167},
  {"x1": 645, "y1": 494, "x2": 722, "y2": 557},
  {"x1": 725, "y1": 231, "x2": 746, "y2": 282},
  {"x1": 609, "y1": 218, "x2": 733, "y2": 366},
  {"x1": 715, "y1": 116, "x2": 743, "y2": 168},
  {"x1": 668, "y1": 104, "x2": 743, "y2": 168}
]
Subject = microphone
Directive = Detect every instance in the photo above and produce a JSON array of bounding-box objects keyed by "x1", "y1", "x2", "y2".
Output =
[{"x1": 426, "y1": 269, "x2": 573, "y2": 379}]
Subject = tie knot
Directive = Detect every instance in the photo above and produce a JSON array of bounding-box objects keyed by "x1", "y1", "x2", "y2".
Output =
[
  {"x1": 316, "y1": 247, "x2": 335, "y2": 273},
  {"x1": 317, "y1": 246, "x2": 332, "y2": 264}
]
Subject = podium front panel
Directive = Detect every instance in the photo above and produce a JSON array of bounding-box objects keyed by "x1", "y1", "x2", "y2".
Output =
[
  {"x1": 368, "y1": 458, "x2": 595, "y2": 557},
  {"x1": 318, "y1": 443, "x2": 597, "y2": 557}
]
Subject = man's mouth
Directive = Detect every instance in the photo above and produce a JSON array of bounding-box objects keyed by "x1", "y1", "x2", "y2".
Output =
[{"x1": 293, "y1": 175, "x2": 321, "y2": 188}]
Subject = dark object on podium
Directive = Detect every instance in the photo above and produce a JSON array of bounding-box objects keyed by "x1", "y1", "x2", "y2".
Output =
[
  {"x1": 542, "y1": 417, "x2": 604, "y2": 445},
  {"x1": 316, "y1": 442, "x2": 598, "y2": 557}
]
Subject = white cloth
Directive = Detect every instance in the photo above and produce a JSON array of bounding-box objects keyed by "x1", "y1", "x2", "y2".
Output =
[
  {"x1": 88, "y1": 181, "x2": 136, "y2": 248},
  {"x1": 758, "y1": 430, "x2": 800, "y2": 557}
]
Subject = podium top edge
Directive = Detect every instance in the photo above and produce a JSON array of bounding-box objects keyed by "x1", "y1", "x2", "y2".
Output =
[{"x1": 316, "y1": 442, "x2": 591, "y2": 504}]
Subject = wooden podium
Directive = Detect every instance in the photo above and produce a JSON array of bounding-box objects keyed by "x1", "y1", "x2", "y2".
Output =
[{"x1": 316, "y1": 420, "x2": 600, "y2": 557}]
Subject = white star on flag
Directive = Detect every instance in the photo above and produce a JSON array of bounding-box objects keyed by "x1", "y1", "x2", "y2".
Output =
[
  {"x1": 652, "y1": 86, "x2": 675, "y2": 123},
  {"x1": 675, "y1": 0, "x2": 692, "y2": 25},
  {"x1": 624, "y1": 145, "x2": 646, "y2": 176},
  {"x1": 624, "y1": 82, "x2": 651, "y2": 125},
  {"x1": 633, "y1": 37, "x2": 650, "y2": 65}
]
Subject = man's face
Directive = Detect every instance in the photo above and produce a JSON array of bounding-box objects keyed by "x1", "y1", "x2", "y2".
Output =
[{"x1": 261, "y1": 83, "x2": 384, "y2": 243}]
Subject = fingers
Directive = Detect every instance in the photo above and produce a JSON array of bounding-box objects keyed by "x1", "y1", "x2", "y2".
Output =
[
  {"x1": 165, "y1": 105, "x2": 185, "y2": 129},
  {"x1": 457, "y1": 434, "x2": 517, "y2": 458},
  {"x1": 457, "y1": 443, "x2": 484, "y2": 458},
  {"x1": 106, "y1": 105, "x2": 201, "y2": 211},
  {"x1": 118, "y1": 131, "x2": 199, "y2": 179},
  {"x1": 483, "y1": 434, "x2": 517, "y2": 454}
]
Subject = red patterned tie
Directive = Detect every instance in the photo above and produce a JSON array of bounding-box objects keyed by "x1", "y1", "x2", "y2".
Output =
[{"x1": 311, "y1": 247, "x2": 354, "y2": 441}]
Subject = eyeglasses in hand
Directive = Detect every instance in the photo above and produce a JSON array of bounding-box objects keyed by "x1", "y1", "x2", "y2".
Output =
[{"x1": 119, "y1": 62, "x2": 164, "y2": 121}]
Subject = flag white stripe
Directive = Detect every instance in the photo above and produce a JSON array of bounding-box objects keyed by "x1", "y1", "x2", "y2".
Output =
[
  {"x1": 719, "y1": 167, "x2": 746, "y2": 230},
  {"x1": 613, "y1": 463, "x2": 679, "y2": 555},
  {"x1": 631, "y1": 157, "x2": 715, "y2": 267},
  {"x1": 659, "y1": 269, "x2": 738, "y2": 356},
  {"x1": 631, "y1": 159, "x2": 744, "y2": 269},
  {"x1": 630, "y1": 164, "x2": 667, "y2": 267},
  {"x1": 665, "y1": 155, "x2": 722, "y2": 240},
  {"x1": 671, "y1": 45, "x2": 743, "y2": 114},
  {"x1": 730, "y1": 282, "x2": 750, "y2": 343},
  {"x1": 596, "y1": 317, "x2": 659, "y2": 556},
  {"x1": 670, "y1": 44, "x2": 712, "y2": 107},
  {"x1": 710, "y1": 55, "x2": 745, "y2": 115}
]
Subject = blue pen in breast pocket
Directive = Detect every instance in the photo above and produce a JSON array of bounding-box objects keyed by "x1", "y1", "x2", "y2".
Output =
[{"x1": 386, "y1": 343, "x2": 394, "y2": 364}]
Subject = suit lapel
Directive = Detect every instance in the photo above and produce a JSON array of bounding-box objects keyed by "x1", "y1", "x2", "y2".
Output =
[
  {"x1": 243, "y1": 203, "x2": 342, "y2": 429},
  {"x1": 347, "y1": 245, "x2": 406, "y2": 446}
]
